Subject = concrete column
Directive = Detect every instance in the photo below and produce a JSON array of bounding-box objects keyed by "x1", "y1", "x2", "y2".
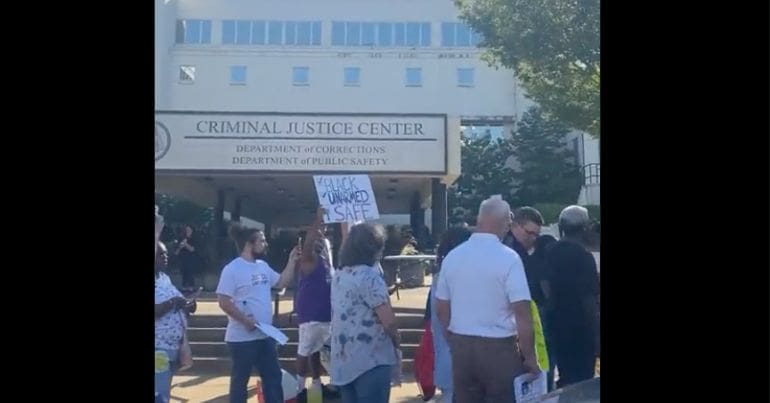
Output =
[
  {"x1": 409, "y1": 191, "x2": 424, "y2": 232},
  {"x1": 231, "y1": 197, "x2": 242, "y2": 223},
  {"x1": 431, "y1": 178, "x2": 448, "y2": 242}
]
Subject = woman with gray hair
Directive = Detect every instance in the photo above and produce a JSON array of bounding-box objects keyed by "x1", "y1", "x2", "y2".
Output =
[{"x1": 329, "y1": 223, "x2": 400, "y2": 403}]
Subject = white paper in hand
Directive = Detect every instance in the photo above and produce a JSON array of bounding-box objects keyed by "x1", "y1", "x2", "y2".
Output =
[
  {"x1": 514, "y1": 372, "x2": 547, "y2": 403},
  {"x1": 255, "y1": 323, "x2": 289, "y2": 345}
]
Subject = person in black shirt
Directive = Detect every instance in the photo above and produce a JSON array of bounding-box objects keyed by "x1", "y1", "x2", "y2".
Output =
[
  {"x1": 530, "y1": 234, "x2": 558, "y2": 391},
  {"x1": 502, "y1": 207, "x2": 545, "y2": 304},
  {"x1": 175, "y1": 225, "x2": 200, "y2": 291},
  {"x1": 546, "y1": 206, "x2": 600, "y2": 388}
]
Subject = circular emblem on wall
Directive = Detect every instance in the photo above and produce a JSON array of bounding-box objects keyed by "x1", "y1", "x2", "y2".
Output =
[{"x1": 155, "y1": 121, "x2": 171, "y2": 161}]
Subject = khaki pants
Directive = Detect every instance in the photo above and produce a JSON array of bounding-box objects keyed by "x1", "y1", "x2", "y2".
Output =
[{"x1": 448, "y1": 333, "x2": 524, "y2": 403}]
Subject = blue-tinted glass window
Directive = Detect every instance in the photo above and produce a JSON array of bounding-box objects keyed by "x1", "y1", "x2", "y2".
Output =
[
  {"x1": 441, "y1": 22, "x2": 454, "y2": 46},
  {"x1": 293, "y1": 67, "x2": 309, "y2": 85},
  {"x1": 311, "y1": 21, "x2": 322, "y2": 45},
  {"x1": 187, "y1": 20, "x2": 201, "y2": 44},
  {"x1": 406, "y1": 23, "x2": 420, "y2": 47},
  {"x1": 175, "y1": 20, "x2": 185, "y2": 43},
  {"x1": 236, "y1": 20, "x2": 251, "y2": 45},
  {"x1": 297, "y1": 22, "x2": 311, "y2": 45},
  {"x1": 456, "y1": 24, "x2": 471, "y2": 46},
  {"x1": 471, "y1": 29, "x2": 483, "y2": 46},
  {"x1": 346, "y1": 22, "x2": 361, "y2": 46},
  {"x1": 332, "y1": 22, "x2": 345, "y2": 45},
  {"x1": 420, "y1": 22, "x2": 431, "y2": 46},
  {"x1": 268, "y1": 21, "x2": 283, "y2": 45},
  {"x1": 394, "y1": 23, "x2": 406, "y2": 46},
  {"x1": 362, "y1": 23, "x2": 376, "y2": 46},
  {"x1": 285, "y1": 21, "x2": 297, "y2": 45},
  {"x1": 252, "y1": 20, "x2": 266, "y2": 44},
  {"x1": 457, "y1": 68, "x2": 474, "y2": 87},
  {"x1": 405, "y1": 67, "x2": 422, "y2": 87},
  {"x1": 344, "y1": 67, "x2": 360, "y2": 86},
  {"x1": 200, "y1": 20, "x2": 211, "y2": 44},
  {"x1": 378, "y1": 23, "x2": 392, "y2": 46},
  {"x1": 222, "y1": 20, "x2": 236, "y2": 44},
  {"x1": 230, "y1": 66, "x2": 247, "y2": 84}
]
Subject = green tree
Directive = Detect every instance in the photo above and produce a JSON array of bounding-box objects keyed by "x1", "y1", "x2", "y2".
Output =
[
  {"x1": 510, "y1": 106, "x2": 583, "y2": 206},
  {"x1": 448, "y1": 135, "x2": 516, "y2": 223},
  {"x1": 456, "y1": 0, "x2": 600, "y2": 137}
]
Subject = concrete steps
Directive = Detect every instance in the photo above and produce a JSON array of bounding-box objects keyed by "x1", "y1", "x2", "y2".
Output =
[
  {"x1": 186, "y1": 357, "x2": 416, "y2": 375},
  {"x1": 185, "y1": 308, "x2": 427, "y2": 375}
]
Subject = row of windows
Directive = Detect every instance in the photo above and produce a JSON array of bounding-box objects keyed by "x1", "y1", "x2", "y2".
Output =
[
  {"x1": 331, "y1": 22, "x2": 432, "y2": 47},
  {"x1": 178, "y1": 65, "x2": 475, "y2": 87},
  {"x1": 175, "y1": 19, "x2": 481, "y2": 47},
  {"x1": 222, "y1": 20, "x2": 322, "y2": 46}
]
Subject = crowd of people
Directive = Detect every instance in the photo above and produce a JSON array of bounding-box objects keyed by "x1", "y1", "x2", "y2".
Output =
[{"x1": 154, "y1": 197, "x2": 600, "y2": 403}]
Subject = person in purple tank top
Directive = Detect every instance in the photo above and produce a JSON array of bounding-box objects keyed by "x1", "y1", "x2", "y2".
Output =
[{"x1": 295, "y1": 207, "x2": 335, "y2": 395}]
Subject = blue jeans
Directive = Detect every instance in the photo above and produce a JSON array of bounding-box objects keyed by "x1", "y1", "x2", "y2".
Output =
[
  {"x1": 155, "y1": 348, "x2": 179, "y2": 403},
  {"x1": 440, "y1": 387, "x2": 453, "y2": 403},
  {"x1": 339, "y1": 365, "x2": 392, "y2": 403},
  {"x1": 228, "y1": 338, "x2": 283, "y2": 403}
]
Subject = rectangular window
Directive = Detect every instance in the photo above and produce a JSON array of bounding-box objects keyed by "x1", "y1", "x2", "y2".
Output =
[
  {"x1": 456, "y1": 24, "x2": 471, "y2": 46},
  {"x1": 268, "y1": 21, "x2": 283, "y2": 45},
  {"x1": 176, "y1": 19, "x2": 212, "y2": 44},
  {"x1": 406, "y1": 23, "x2": 420, "y2": 47},
  {"x1": 311, "y1": 21, "x2": 322, "y2": 45},
  {"x1": 175, "y1": 20, "x2": 185, "y2": 44},
  {"x1": 179, "y1": 65, "x2": 195, "y2": 83},
  {"x1": 187, "y1": 20, "x2": 201, "y2": 44},
  {"x1": 222, "y1": 20, "x2": 236, "y2": 44},
  {"x1": 200, "y1": 20, "x2": 211, "y2": 44},
  {"x1": 293, "y1": 67, "x2": 309, "y2": 86},
  {"x1": 230, "y1": 66, "x2": 247, "y2": 85},
  {"x1": 344, "y1": 67, "x2": 361, "y2": 86},
  {"x1": 236, "y1": 20, "x2": 251, "y2": 45},
  {"x1": 297, "y1": 22, "x2": 311, "y2": 45},
  {"x1": 346, "y1": 22, "x2": 361, "y2": 46},
  {"x1": 394, "y1": 23, "x2": 406, "y2": 46},
  {"x1": 420, "y1": 22, "x2": 431, "y2": 46},
  {"x1": 441, "y1": 22, "x2": 480, "y2": 47},
  {"x1": 378, "y1": 23, "x2": 392, "y2": 46},
  {"x1": 252, "y1": 20, "x2": 266, "y2": 45},
  {"x1": 441, "y1": 22, "x2": 454, "y2": 46},
  {"x1": 285, "y1": 21, "x2": 297, "y2": 45},
  {"x1": 472, "y1": 30, "x2": 483, "y2": 46},
  {"x1": 332, "y1": 21, "x2": 345, "y2": 45},
  {"x1": 362, "y1": 23, "x2": 376, "y2": 46},
  {"x1": 405, "y1": 67, "x2": 422, "y2": 87},
  {"x1": 457, "y1": 68, "x2": 474, "y2": 87}
]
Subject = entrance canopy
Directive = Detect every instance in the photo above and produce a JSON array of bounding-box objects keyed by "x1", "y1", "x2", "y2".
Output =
[
  {"x1": 155, "y1": 111, "x2": 461, "y2": 232},
  {"x1": 155, "y1": 173, "x2": 432, "y2": 227}
]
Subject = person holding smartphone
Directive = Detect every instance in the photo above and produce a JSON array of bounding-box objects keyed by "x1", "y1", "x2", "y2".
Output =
[
  {"x1": 216, "y1": 224, "x2": 301, "y2": 403},
  {"x1": 155, "y1": 241, "x2": 195, "y2": 403}
]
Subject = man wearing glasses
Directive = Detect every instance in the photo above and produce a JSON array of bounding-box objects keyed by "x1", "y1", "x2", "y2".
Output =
[{"x1": 503, "y1": 207, "x2": 545, "y2": 300}]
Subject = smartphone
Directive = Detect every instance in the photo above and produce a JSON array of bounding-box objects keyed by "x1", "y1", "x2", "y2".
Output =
[{"x1": 185, "y1": 286, "x2": 203, "y2": 300}]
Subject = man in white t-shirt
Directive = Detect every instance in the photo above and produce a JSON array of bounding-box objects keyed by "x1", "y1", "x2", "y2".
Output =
[
  {"x1": 435, "y1": 196, "x2": 541, "y2": 403},
  {"x1": 217, "y1": 225, "x2": 301, "y2": 403}
]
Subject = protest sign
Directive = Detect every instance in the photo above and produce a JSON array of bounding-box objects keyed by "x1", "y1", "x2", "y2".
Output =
[{"x1": 313, "y1": 175, "x2": 380, "y2": 224}]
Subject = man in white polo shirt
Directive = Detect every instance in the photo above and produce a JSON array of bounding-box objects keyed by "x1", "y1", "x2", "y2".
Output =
[{"x1": 435, "y1": 196, "x2": 540, "y2": 403}]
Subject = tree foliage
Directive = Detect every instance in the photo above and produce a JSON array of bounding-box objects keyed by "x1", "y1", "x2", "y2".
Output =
[{"x1": 457, "y1": 0, "x2": 600, "y2": 137}]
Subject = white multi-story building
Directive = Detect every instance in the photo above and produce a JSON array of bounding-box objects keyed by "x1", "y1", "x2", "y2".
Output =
[{"x1": 154, "y1": 0, "x2": 598, "y2": 236}]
